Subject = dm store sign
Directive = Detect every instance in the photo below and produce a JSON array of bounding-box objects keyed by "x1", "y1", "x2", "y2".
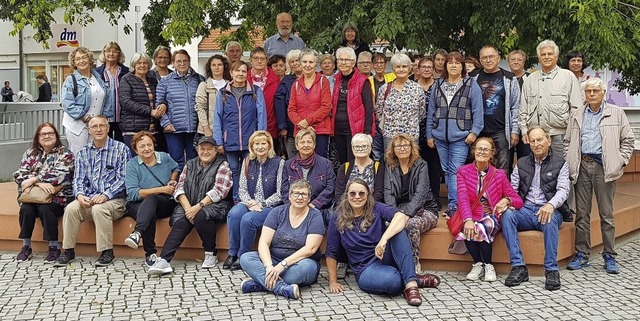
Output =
[{"x1": 50, "y1": 24, "x2": 83, "y2": 51}]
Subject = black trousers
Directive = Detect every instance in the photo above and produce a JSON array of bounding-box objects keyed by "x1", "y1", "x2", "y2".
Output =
[
  {"x1": 127, "y1": 195, "x2": 176, "y2": 256},
  {"x1": 419, "y1": 139, "x2": 443, "y2": 208},
  {"x1": 160, "y1": 210, "x2": 217, "y2": 262},
  {"x1": 19, "y1": 202, "x2": 64, "y2": 241},
  {"x1": 333, "y1": 133, "x2": 354, "y2": 164}
]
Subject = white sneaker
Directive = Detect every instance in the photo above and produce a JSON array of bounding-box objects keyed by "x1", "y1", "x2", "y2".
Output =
[
  {"x1": 484, "y1": 263, "x2": 497, "y2": 282},
  {"x1": 148, "y1": 258, "x2": 173, "y2": 275},
  {"x1": 466, "y1": 262, "x2": 484, "y2": 280},
  {"x1": 202, "y1": 251, "x2": 218, "y2": 268}
]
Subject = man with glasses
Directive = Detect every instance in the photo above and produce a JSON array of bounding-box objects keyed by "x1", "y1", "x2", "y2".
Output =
[
  {"x1": 356, "y1": 51, "x2": 373, "y2": 76},
  {"x1": 471, "y1": 45, "x2": 521, "y2": 174},
  {"x1": 54, "y1": 115, "x2": 131, "y2": 267},
  {"x1": 501, "y1": 126, "x2": 571, "y2": 291},
  {"x1": 264, "y1": 12, "x2": 306, "y2": 58}
]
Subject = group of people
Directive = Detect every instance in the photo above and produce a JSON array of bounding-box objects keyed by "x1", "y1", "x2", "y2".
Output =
[{"x1": 12, "y1": 12, "x2": 635, "y2": 306}]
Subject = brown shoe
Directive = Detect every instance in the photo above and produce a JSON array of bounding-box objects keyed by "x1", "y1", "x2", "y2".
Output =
[
  {"x1": 403, "y1": 286, "x2": 422, "y2": 306},
  {"x1": 416, "y1": 273, "x2": 441, "y2": 288}
]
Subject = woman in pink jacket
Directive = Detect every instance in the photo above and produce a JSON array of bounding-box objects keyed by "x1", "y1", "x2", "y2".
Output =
[
  {"x1": 288, "y1": 49, "x2": 332, "y2": 157},
  {"x1": 456, "y1": 137, "x2": 522, "y2": 282}
]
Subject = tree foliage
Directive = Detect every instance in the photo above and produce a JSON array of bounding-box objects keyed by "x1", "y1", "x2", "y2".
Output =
[{"x1": 2, "y1": 0, "x2": 639, "y2": 93}]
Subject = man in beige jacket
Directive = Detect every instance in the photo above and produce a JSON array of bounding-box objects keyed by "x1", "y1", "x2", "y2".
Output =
[{"x1": 563, "y1": 78, "x2": 634, "y2": 274}]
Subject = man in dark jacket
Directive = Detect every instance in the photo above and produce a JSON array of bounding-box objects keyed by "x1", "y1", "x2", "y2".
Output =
[{"x1": 501, "y1": 126, "x2": 570, "y2": 291}]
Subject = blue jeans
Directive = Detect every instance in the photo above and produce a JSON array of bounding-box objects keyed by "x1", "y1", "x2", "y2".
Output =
[
  {"x1": 315, "y1": 134, "x2": 330, "y2": 158},
  {"x1": 225, "y1": 150, "x2": 249, "y2": 202},
  {"x1": 435, "y1": 139, "x2": 468, "y2": 210},
  {"x1": 501, "y1": 206, "x2": 563, "y2": 271},
  {"x1": 239, "y1": 252, "x2": 320, "y2": 292},
  {"x1": 227, "y1": 203, "x2": 272, "y2": 257},
  {"x1": 165, "y1": 132, "x2": 196, "y2": 169},
  {"x1": 372, "y1": 130, "x2": 384, "y2": 161},
  {"x1": 356, "y1": 230, "x2": 417, "y2": 295}
]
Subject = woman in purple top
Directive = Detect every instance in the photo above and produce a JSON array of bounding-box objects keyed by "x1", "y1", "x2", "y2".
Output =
[
  {"x1": 239, "y1": 179, "x2": 325, "y2": 300},
  {"x1": 326, "y1": 178, "x2": 441, "y2": 306}
]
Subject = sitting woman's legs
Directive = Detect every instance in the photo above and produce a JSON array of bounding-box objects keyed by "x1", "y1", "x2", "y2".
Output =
[
  {"x1": 227, "y1": 203, "x2": 249, "y2": 257},
  {"x1": 159, "y1": 216, "x2": 194, "y2": 262},
  {"x1": 192, "y1": 210, "x2": 218, "y2": 254},
  {"x1": 280, "y1": 258, "x2": 320, "y2": 287},
  {"x1": 238, "y1": 207, "x2": 272, "y2": 257},
  {"x1": 134, "y1": 195, "x2": 175, "y2": 256},
  {"x1": 357, "y1": 230, "x2": 417, "y2": 295},
  {"x1": 405, "y1": 209, "x2": 438, "y2": 269},
  {"x1": 239, "y1": 252, "x2": 269, "y2": 291}
]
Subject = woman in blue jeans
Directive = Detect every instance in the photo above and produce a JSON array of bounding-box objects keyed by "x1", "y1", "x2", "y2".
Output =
[
  {"x1": 326, "y1": 178, "x2": 441, "y2": 306},
  {"x1": 223, "y1": 131, "x2": 284, "y2": 271},
  {"x1": 426, "y1": 51, "x2": 483, "y2": 217},
  {"x1": 239, "y1": 180, "x2": 325, "y2": 300}
]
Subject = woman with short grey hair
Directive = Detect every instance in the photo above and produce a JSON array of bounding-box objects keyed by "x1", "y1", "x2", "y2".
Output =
[{"x1": 118, "y1": 51, "x2": 167, "y2": 152}]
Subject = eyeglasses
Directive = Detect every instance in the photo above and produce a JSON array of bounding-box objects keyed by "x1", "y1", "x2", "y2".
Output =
[
  {"x1": 373, "y1": 61, "x2": 386, "y2": 66},
  {"x1": 480, "y1": 55, "x2": 498, "y2": 61},
  {"x1": 337, "y1": 58, "x2": 354, "y2": 64},
  {"x1": 348, "y1": 191, "x2": 367, "y2": 198},
  {"x1": 475, "y1": 147, "x2": 493, "y2": 154},
  {"x1": 73, "y1": 55, "x2": 90, "y2": 62},
  {"x1": 39, "y1": 132, "x2": 55, "y2": 137},
  {"x1": 394, "y1": 64, "x2": 410, "y2": 69},
  {"x1": 105, "y1": 50, "x2": 120, "y2": 54},
  {"x1": 89, "y1": 124, "x2": 108, "y2": 130},
  {"x1": 252, "y1": 56, "x2": 267, "y2": 61},
  {"x1": 357, "y1": 61, "x2": 372, "y2": 65},
  {"x1": 419, "y1": 66, "x2": 433, "y2": 70},
  {"x1": 352, "y1": 144, "x2": 369, "y2": 151},
  {"x1": 394, "y1": 144, "x2": 411, "y2": 150},
  {"x1": 291, "y1": 191, "x2": 309, "y2": 199},
  {"x1": 156, "y1": 56, "x2": 170, "y2": 61},
  {"x1": 174, "y1": 60, "x2": 189, "y2": 65}
]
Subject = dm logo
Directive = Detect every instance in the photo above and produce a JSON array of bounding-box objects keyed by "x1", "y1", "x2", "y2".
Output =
[{"x1": 56, "y1": 28, "x2": 80, "y2": 48}]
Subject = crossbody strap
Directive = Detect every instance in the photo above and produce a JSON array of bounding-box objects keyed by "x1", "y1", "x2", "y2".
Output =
[{"x1": 141, "y1": 162, "x2": 166, "y2": 186}]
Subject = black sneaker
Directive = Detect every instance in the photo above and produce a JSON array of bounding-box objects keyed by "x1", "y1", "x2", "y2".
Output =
[
  {"x1": 504, "y1": 265, "x2": 529, "y2": 287},
  {"x1": 229, "y1": 260, "x2": 242, "y2": 271},
  {"x1": 95, "y1": 249, "x2": 115, "y2": 267},
  {"x1": 16, "y1": 246, "x2": 32, "y2": 262},
  {"x1": 545, "y1": 270, "x2": 561, "y2": 291},
  {"x1": 223, "y1": 255, "x2": 238, "y2": 270},
  {"x1": 44, "y1": 246, "x2": 61, "y2": 264},
  {"x1": 53, "y1": 250, "x2": 76, "y2": 267}
]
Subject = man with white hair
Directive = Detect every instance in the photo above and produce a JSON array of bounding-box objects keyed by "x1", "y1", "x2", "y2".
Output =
[
  {"x1": 563, "y1": 78, "x2": 634, "y2": 274},
  {"x1": 519, "y1": 39, "x2": 582, "y2": 158},
  {"x1": 225, "y1": 41, "x2": 243, "y2": 65},
  {"x1": 263, "y1": 12, "x2": 306, "y2": 58}
]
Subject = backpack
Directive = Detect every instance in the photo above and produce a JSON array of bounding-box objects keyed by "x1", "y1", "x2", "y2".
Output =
[{"x1": 344, "y1": 161, "x2": 380, "y2": 174}]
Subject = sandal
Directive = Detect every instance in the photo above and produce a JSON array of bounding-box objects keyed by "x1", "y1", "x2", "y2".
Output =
[
  {"x1": 403, "y1": 286, "x2": 422, "y2": 306},
  {"x1": 416, "y1": 273, "x2": 441, "y2": 288}
]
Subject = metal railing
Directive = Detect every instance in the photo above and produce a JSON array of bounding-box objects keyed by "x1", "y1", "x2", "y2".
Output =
[{"x1": 0, "y1": 103, "x2": 66, "y2": 141}]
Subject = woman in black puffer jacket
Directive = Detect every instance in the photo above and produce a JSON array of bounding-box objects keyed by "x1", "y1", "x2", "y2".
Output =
[{"x1": 119, "y1": 52, "x2": 166, "y2": 152}]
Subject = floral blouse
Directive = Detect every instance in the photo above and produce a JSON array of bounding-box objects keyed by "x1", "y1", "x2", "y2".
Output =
[
  {"x1": 375, "y1": 80, "x2": 426, "y2": 141},
  {"x1": 13, "y1": 146, "x2": 75, "y2": 206}
]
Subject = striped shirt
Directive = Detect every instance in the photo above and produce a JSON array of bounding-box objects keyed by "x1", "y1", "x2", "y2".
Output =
[{"x1": 73, "y1": 138, "x2": 131, "y2": 199}]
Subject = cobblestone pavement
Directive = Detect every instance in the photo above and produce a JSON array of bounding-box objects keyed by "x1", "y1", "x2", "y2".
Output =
[{"x1": 1, "y1": 234, "x2": 639, "y2": 321}]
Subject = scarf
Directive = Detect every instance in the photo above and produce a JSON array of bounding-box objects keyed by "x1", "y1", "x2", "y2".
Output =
[{"x1": 291, "y1": 152, "x2": 317, "y2": 170}]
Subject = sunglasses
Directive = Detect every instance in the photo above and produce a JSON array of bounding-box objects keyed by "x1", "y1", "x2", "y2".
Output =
[{"x1": 348, "y1": 191, "x2": 367, "y2": 198}]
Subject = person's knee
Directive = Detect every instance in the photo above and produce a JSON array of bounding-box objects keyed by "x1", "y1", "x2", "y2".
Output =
[
  {"x1": 239, "y1": 251, "x2": 259, "y2": 267},
  {"x1": 501, "y1": 209, "x2": 517, "y2": 225}
]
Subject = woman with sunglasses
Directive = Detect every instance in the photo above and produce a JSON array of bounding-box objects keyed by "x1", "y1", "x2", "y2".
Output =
[
  {"x1": 239, "y1": 179, "x2": 325, "y2": 299},
  {"x1": 384, "y1": 134, "x2": 439, "y2": 273},
  {"x1": 326, "y1": 178, "x2": 440, "y2": 306}
]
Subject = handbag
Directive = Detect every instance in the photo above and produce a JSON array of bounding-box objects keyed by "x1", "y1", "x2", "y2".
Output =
[{"x1": 18, "y1": 185, "x2": 53, "y2": 204}]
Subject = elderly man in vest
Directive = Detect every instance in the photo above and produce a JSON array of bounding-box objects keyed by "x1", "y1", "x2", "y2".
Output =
[
  {"x1": 501, "y1": 126, "x2": 570, "y2": 291},
  {"x1": 563, "y1": 78, "x2": 634, "y2": 274}
]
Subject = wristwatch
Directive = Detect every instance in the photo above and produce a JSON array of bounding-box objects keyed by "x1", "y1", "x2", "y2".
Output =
[
  {"x1": 198, "y1": 201, "x2": 205, "y2": 208},
  {"x1": 280, "y1": 260, "x2": 288, "y2": 269}
]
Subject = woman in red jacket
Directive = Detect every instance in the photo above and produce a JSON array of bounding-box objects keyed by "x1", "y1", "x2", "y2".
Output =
[
  {"x1": 249, "y1": 47, "x2": 281, "y2": 140},
  {"x1": 456, "y1": 137, "x2": 523, "y2": 282},
  {"x1": 288, "y1": 49, "x2": 332, "y2": 158},
  {"x1": 332, "y1": 47, "x2": 374, "y2": 164}
]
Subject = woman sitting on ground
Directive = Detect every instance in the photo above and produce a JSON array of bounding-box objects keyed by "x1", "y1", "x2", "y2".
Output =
[
  {"x1": 326, "y1": 178, "x2": 440, "y2": 306},
  {"x1": 239, "y1": 179, "x2": 325, "y2": 299},
  {"x1": 224, "y1": 131, "x2": 285, "y2": 271},
  {"x1": 148, "y1": 136, "x2": 233, "y2": 275},
  {"x1": 384, "y1": 134, "x2": 439, "y2": 273},
  {"x1": 456, "y1": 137, "x2": 522, "y2": 281},
  {"x1": 13, "y1": 123, "x2": 74, "y2": 263},
  {"x1": 123, "y1": 131, "x2": 180, "y2": 268}
]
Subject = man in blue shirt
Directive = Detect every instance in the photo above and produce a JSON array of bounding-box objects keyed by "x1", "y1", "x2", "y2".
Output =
[
  {"x1": 501, "y1": 126, "x2": 570, "y2": 291},
  {"x1": 55, "y1": 115, "x2": 131, "y2": 267},
  {"x1": 263, "y1": 12, "x2": 306, "y2": 58}
]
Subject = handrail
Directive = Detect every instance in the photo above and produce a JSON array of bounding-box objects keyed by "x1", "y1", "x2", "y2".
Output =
[{"x1": 0, "y1": 104, "x2": 66, "y2": 141}]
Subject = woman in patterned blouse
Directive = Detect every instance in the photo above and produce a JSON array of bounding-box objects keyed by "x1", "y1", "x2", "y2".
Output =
[
  {"x1": 375, "y1": 53, "x2": 426, "y2": 152},
  {"x1": 223, "y1": 131, "x2": 285, "y2": 271},
  {"x1": 13, "y1": 123, "x2": 74, "y2": 264}
]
